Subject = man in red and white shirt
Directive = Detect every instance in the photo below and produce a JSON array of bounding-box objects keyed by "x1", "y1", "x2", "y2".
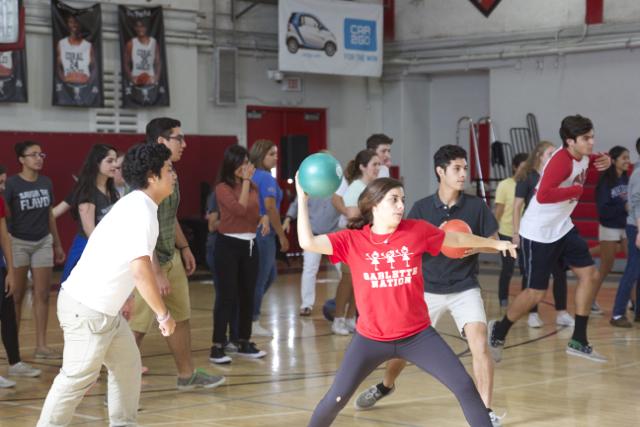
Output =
[{"x1": 489, "y1": 115, "x2": 611, "y2": 363}]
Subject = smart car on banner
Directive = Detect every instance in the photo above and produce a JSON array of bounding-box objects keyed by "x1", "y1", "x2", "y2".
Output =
[{"x1": 279, "y1": 0, "x2": 383, "y2": 77}]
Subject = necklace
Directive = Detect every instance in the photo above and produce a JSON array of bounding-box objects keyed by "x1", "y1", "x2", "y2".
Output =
[{"x1": 369, "y1": 226, "x2": 395, "y2": 245}]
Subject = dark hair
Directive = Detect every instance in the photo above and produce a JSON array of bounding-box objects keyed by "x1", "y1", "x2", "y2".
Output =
[
  {"x1": 366, "y1": 134, "x2": 393, "y2": 151},
  {"x1": 14, "y1": 140, "x2": 41, "y2": 160},
  {"x1": 70, "y1": 144, "x2": 119, "y2": 221},
  {"x1": 559, "y1": 115, "x2": 593, "y2": 147},
  {"x1": 511, "y1": 152, "x2": 529, "y2": 175},
  {"x1": 348, "y1": 178, "x2": 403, "y2": 230},
  {"x1": 597, "y1": 145, "x2": 629, "y2": 189},
  {"x1": 0, "y1": 164, "x2": 5, "y2": 175},
  {"x1": 145, "y1": 117, "x2": 181, "y2": 144},
  {"x1": 344, "y1": 149, "x2": 378, "y2": 183},
  {"x1": 122, "y1": 143, "x2": 172, "y2": 190},
  {"x1": 635, "y1": 137, "x2": 640, "y2": 156},
  {"x1": 433, "y1": 145, "x2": 467, "y2": 182},
  {"x1": 249, "y1": 139, "x2": 276, "y2": 170},
  {"x1": 218, "y1": 144, "x2": 249, "y2": 188}
]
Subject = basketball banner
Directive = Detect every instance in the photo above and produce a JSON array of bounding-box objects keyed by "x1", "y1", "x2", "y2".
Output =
[
  {"x1": 0, "y1": 47, "x2": 27, "y2": 103},
  {"x1": 51, "y1": 0, "x2": 103, "y2": 108},
  {"x1": 118, "y1": 6, "x2": 170, "y2": 108},
  {"x1": 278, "y1": 0, "x2": 383, "y2": 77}
]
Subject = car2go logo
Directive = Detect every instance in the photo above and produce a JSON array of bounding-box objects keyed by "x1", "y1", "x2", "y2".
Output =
[{"x1": 344, "y1": 18, "x2": 377, "y2": 52}]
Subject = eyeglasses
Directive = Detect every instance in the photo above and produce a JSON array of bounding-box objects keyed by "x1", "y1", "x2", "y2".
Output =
[
  {"x1": 167, "y1": 134, "x2": 185, "y2": 143},
  {"x1": 22, "y1": 152, "x2": 47, "y2": 159}
]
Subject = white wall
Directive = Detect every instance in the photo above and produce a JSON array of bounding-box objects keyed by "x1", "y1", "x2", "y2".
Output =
[
  {"x1": 490, "y1": 49, "x2": 640, "y2": 157},
  {"x1": 395, "y1": 0, "x2": 584, "y2": 40}
]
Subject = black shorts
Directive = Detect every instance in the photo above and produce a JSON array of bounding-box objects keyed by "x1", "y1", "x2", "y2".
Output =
[{"x1": 520, "y1": 227, "x2": 594, "y2": 290}]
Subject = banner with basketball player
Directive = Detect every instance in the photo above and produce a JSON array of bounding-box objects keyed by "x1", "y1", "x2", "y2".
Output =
[
  {"x1": 0, "y1": 48, "x2": 27, "y2": 103},
  {"x1": 118, "y1": 6, "x2": 170, "y2": 108},
  {"x1": 51, "y1": 0, "x2": 103, "y2": 107}
]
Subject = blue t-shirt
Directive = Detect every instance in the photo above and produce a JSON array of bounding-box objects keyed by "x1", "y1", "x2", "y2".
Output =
[{"x1": 252, "y1": 169, "x2": 283, "y2": 215}]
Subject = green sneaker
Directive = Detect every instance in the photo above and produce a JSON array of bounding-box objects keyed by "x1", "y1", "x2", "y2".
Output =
[
  {"x1": 177, "y1": 369, "x2": 226, "y2": 391},
  {"x1": 566, "y1": 339, "x2": 607, "y2": 363}
]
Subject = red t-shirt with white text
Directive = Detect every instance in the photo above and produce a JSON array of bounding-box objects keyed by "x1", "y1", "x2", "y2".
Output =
[{"x1": 328, "y1": 219, "x2": 445, "y2": 341}]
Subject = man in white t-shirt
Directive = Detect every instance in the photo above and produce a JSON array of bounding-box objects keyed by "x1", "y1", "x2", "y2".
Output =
[
  {"x1": 124, "y1": 19, "x2": 161, "y2": 86},
  {"x1": 56, "y1": 15, "x2": 95, "y2": 85},
  {"x1": 37, "y1": 143, "x2": 182, "y2": 427}
]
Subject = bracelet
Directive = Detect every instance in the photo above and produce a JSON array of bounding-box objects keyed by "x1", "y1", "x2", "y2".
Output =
[{"x1": 156, "y1": 310, "x2": 171, "y2": 323}]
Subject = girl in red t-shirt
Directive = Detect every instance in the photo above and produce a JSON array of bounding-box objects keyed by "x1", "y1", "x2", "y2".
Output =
[{"x1": 297, "y1": 177, "x2": 516, "y2": 427}]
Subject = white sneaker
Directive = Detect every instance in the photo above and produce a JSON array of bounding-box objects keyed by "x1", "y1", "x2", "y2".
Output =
[
  {"x1": 8, "y1": 362, "x2": 41, "y2": 378},
  {"x1": 556, "y1": 310, "x2": 575, "y2": 327},
  {"x1": 591, "y1": 302, "x2": 603, "y2": 315},
  {"x1": 489, "y1": 410, "x2": 504, "y2": 427},
  {"x1": 527, "y1": 313, "x2": 544, "y2": 328},
  {"x1": 0, "y1": 375, "x2": 16, "y2": 388},
  {"x1": 345, "y1": 317, "x2": 356, "y2": 333},
  {"x1": 251, "y1": 321, "x2": 273, "y2": 337},
  {"x1": 332, "y1": 317, "x2": 350, "y2": 336}
]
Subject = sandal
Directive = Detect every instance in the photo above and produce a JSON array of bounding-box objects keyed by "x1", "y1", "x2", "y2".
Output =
[{"x1": 299, "y1": 307, "x2": 312, "y2": 316}]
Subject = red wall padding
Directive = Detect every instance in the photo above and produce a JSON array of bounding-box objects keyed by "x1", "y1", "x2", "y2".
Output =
[{"x1": 0, "y1": 131, "x2": 236, "y2": 250}]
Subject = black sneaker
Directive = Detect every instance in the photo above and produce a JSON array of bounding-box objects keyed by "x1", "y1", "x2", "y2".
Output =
[
  {"x1": 237, "y1": 341, "x2": 267, "y2": 359},
  {"x1": 209, "y1": 346, "x2": 232, "y2": 364}
]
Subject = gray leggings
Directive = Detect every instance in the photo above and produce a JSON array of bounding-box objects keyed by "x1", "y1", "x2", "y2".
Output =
[{"x1": 308, "y1": 327, "x2": 491, "y2": 427}]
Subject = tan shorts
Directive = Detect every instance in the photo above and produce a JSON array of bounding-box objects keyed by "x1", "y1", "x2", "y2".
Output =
[
  {"x1": 12, "y1": 234, "x2": 53, "y2": 268},
  {"x1": 599, "y1": 225, "x2": 626, "y2": 242},
  {"x1": 129, "y1": 251, "x2": 191, "y2": 333}
]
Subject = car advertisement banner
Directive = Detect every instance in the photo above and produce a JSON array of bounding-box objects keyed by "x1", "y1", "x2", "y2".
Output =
[
  {"x1": 118, "y1": 6, "x2": 170, "y2": 108},
  {"x1": 279, "y1": 0, "x2": 383, "y2": 77},
  {"x1": 51, "y1": 0, "x2": 103, "y2": 107}
]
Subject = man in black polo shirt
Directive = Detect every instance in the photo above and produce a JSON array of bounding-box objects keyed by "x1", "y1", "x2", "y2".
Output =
[{"x1": 354, "y1": 145, "x2": 503, "y2": 426}]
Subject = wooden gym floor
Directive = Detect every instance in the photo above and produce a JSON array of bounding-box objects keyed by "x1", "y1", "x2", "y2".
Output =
[{"x1": 1, "y1": 262, "x2": 639, "y2": 426}]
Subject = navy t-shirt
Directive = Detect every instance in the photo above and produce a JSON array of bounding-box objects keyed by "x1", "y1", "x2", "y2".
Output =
[
  {"x1": 4, "y1": 175, "x2": 54, "y2": 241},
  {"x1": 515, "y1": 170, "x2": 540, "y2": 209},
  {"x1": 408, "y1": 193, "x2": 498, "y2": 294}
]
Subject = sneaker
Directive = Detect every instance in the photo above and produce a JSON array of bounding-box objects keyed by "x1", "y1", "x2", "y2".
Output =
[
  {"x1": 236, "y1": 341, "x2": 267, "y2": 359},
  {"x1": 566, "y1": 339, "x2": 607, "y2": 363},
  {"x1": 609, "y1": 317, "x2": 632, "y2": 328},
  {"x1": 487, "y1": 320, "x2": 504, "y2": 363},
  {"x1": 0, "y1": 376, "x2": 16, "y2": 388},
  {"x1": 251, "y1": 321, "x2": 273, "y2": 337},
  {"x1": 299, "y1": 307, "x2": 312, "y2": 316},
  {"x1": 177, "y1": 369, "x2": 226, "y2": 391},
  {"x1": 8, "y1": 362, "x2": 41, "y2": 377},
  {"x1": 591, "y1": 302, "x2": 603, "y2": 315},
  {"x1": 345, "y1": 317, "x2": 356, "y2": 333},
  {"x1": 34, "y1": 347, "x2": 62, "y2": 360},
  {"x1": 224, "y1": 342, "x2": 239, "y2": 353},
  {"x1": 354, "y1": 384, "x2": 395, "y2": 410},
  {"x1": 556, "y1": 311, "x2": 575, "y2": 327},
  {"x1": 332, "y1": 317, "x2": 350, "y2": 335},
  {"x1": 488, "y1": 409, "x2": 504, "y2": 427},
  {"x1": 209, "y1": 346, "x2": 232, "y2": 365},
  {"x1": 527, "y1": 312, "x2": 544, "y2": 328}
]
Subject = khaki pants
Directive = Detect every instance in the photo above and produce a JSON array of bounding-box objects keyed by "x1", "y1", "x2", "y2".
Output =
[
  {"x1": 129, "y1": 251, "x2": 190, "y2": 333},
  {"x1": 38, "y1": 291, "x2": 141, "y2": 427}
]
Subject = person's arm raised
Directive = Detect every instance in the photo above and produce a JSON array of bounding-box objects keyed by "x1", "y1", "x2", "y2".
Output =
[{"x1": 295, "y1": 174, "x2": 333, "y2": 255}]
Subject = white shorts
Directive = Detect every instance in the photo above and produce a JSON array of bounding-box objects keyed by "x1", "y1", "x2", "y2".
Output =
[
  {"x1": 424, "y1": 287, "x2": 487, "y2": 337},
  {"x1": 598, "y1": 225, "x2": 626, "y2": 242}
]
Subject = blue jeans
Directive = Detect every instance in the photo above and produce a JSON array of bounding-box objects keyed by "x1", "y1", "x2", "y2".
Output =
[
  {"x1": 207, "y1": 233, "x2": 238, "y2": 342},
  {"x1": 612, "y1": 225, "x2": 640, "y2": 318},
  {"x1": 253, "y1": 228, "x2": 277, "y2": 321}
]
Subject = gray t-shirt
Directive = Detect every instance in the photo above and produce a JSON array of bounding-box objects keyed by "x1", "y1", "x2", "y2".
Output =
[
  {"x1": 77, "y1": 188, "x2": 116, "y2": 238},
  {"x1": 408, "y1": 192, "x2": 498, "y2": 294},
  {"x1": 5, "y1": 174, "x2": 54, "y2": 241}
]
